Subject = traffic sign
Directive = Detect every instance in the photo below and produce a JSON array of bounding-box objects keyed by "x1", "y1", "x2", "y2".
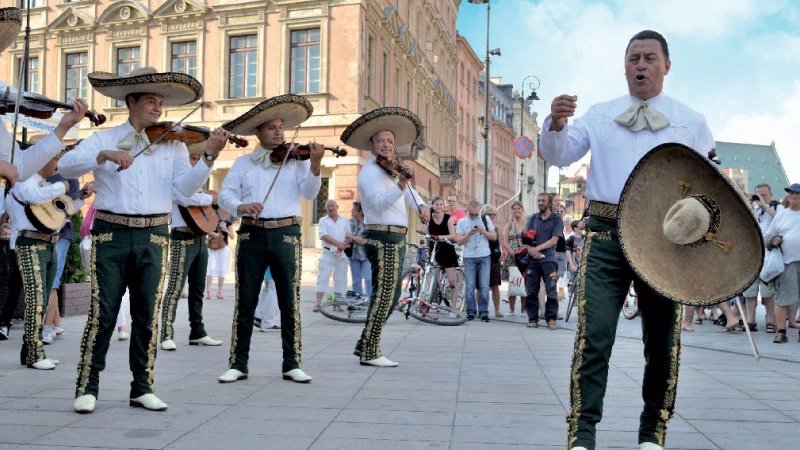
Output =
[{"x1": 514, "y1": 136, "x2": 534, "y2": 159}]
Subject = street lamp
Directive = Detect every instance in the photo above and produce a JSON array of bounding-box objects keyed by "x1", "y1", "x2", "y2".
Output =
[
  {"x1": 468, "y1": 0, "x2": 499, "y2": 204},
  {"x1": 518, "y1": 75, "x2": 540, "y2": 139}
]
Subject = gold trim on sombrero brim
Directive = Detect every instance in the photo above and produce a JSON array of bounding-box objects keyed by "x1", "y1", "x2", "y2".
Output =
[
  {"x1": 221, "y1": 94, "x2": 313, "y2": 136},
  {"x1": 0, "y1": 8, "x2": 21, "y2": 54},
  {"x1": 88, "y1": 69, "x2": 203, "y2": 106},
  {"x1": 617, "y1": 142, "x2": 764, "y2": 306},
  {"x1": 340, "y1": 107, "x2": 422, "y2": 151}
]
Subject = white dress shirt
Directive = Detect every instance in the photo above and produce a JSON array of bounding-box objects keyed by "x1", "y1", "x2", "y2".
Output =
[
  {"x1": 539, "y1": 94, "x2": 715, "y2": 204},
  {"x1": 5, "y1": 173, "x2": 67, "y2": 249},
  {"x1": 358, "y1": 154, "x2": 425, "y2": 226},
  {"x1": 318, "y1": 215, "x2": 350, "y2": 251},
  {"x1": 218, "y1": 147, "x2": 321, "y2": 219},
  {"x1": 58, "y1": 121, "x2": 211, "y2": 215},
  {"x1": 170, "y1": 189, "x2": 214, "y2": 229}
]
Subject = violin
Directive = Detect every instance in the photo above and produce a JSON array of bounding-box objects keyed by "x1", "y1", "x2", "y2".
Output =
[
  {"x1": 269, "y1": 142, "x2": 347, "y2": 163},
  {"x1": 145, "y1": 122, "x2": 248, "y2": 148},
  {"x1": 375, "y1": 154, "x2": 413, "y2": 179},
  {"x1": 1, "y1": 88, "x2": 106, "y2": 127}
]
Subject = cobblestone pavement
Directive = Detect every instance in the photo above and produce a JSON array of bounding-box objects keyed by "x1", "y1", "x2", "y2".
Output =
[{"x1": 0, "y1": 284, "x2": 798, "y2": 449}]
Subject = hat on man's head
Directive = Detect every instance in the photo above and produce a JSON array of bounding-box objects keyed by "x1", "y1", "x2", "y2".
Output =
[
  {"x1": 0, "y1": 8, "x2": 21, "y2": 53},
  {"x1": 618, "y1": 142, "x2": 764, "y2": 306},
  {"x1": 784, "y1": 183, "x2": 800, "y2": 194},
  {"x1": 87, "y1": 66, "x2": 203, "y2": 106},
  {"x1": 340, "y1": 107, "x2": 422, "y2": 151},
  {"x1": 221, "y1": 94, "x2": 313, "y2": 136}
]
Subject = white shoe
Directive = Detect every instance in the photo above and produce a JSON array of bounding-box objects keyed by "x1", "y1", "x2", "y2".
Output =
[
  {"x1": 160, "y1": 340, "x2": 176, "y2": 351},
  {"x1": 30, "y1": 359, "x2": 57, "y2": 370},
  {"x1": 218, "y1": 368, "x2": 247, "y2": 383},
  {"x1": 360, "y1": 356, "x2": 399, "y2": 367},
  {"x1": 189, "y1": 335, "x2": 222, "y2": 346},
  {"x1": 259, "y1": 325, "x2": 281, "y2": 332},
  {"x1": 640, "y1": 443, "x2": 663, "y2": 450},
  {"x1": 42, "y1": 326, "x2": 54, "y2": 344},
  {"x1": 507, "y1": 312, "x2": 516, "y2": 317},
  {"x1": 129, "y1": 393, "x2": 168, "y2": 411},
  {"x1": 73, "y1": 394, "x2": 96, "y2": 414},
  {"x1": 282, "y1": 368, "x2": 312, "y2": 383},
  {"x1": 572, "y1": 447, "x2": 588, "y2": 450},
  {"x1": 55, "y1": 326, "x2": 65, "y2": 336},
  {"x1": 117, "y1": 331, "x2": 129, "y2": 341}
]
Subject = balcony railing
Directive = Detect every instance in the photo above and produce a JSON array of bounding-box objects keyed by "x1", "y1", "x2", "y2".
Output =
[
  {"x1": 438, "y1": 156, "x2": 462, "y2": 187},
  {"x1": 396, "y1": 125, "x2": 426, "y2": 160}
]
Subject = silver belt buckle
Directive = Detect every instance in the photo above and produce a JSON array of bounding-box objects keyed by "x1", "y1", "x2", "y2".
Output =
[{"x1": 129, "y1": 217, "x2": 146, "y2": 228}]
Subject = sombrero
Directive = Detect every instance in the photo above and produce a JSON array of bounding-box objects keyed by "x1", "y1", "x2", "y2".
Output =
[
  {"x1": 618, "y1": 142, "x2": 763, "y2": 306},
  {"x1": 340, "y1": 107, "x2": 422, "y2": 151},
  {"x1": 222, "y1": 94, "x2": 312, "y2": 136},
  {"x1": 88, "y1": 66, "x2": 202, "y2": 106},
  {"x1": 0, "y1": 8, "x2": 21, "y2": 53}
]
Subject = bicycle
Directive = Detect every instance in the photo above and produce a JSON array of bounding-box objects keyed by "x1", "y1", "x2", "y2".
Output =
[
  {"x1": 565, "y1": 276, "x2": 579, "y2": 323},
  {"x1": 564, "y1": 278, "x2": 639, "y2": 322},
  {"x1": 397, "y1": 235, "x2": 468, "y2": 326},
  {"x1": 319, "y1": 291, "x2": 369, "y2": 323}
]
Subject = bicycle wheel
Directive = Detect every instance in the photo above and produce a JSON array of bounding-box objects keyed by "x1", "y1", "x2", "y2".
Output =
[
  {"x1": 623, "y1": 285, "x2": 638, "y2": 319},
  {"x1": 409, "y1": 301, "x2": 468, "y2": 326},
  {"x1": 400, "y1": 268, "x2": 418, "y2": 299},
  {"x1": 419, "y1": 268, "x2": 439, "y2": 304},
  {"x1": 565, "y1": 279, "x2": 579, "y2": 322},
  {"x1": 320, "y1": 296, "x2": 369, "y2": 323},
  {"x1": 451, "y1": 268, "x2": 466, "y2": 312}
]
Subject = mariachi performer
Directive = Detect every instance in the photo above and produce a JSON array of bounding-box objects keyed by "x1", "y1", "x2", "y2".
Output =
[
  {"x1": 159, "y1": 143, "x2": 223, "y2": 351},
  {"x1": 58, "y1": 67, "x2": 230, "y2": 414},
  {"x1": 217, "y1": 94, "x2": 322, "y2": 384},
  {"x1": 341, "y1": 107, "x2": 429, "y2": 367}
]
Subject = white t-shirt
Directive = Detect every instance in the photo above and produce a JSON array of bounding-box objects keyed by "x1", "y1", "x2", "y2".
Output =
[{"x1": 765, "y1": 209, "x2": 800, "y2": 264}]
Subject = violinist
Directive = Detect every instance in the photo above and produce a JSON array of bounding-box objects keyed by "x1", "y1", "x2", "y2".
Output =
[
  {"x1": 58, "y1": 66, "x2": 229, "y2": 414},
  {"x1": 340, "y1": 107, "x2": 429, "y2": 368},
  {"x1": 0, "y1": 8, "x2": 89, "y2": 190},
  {"x1": 217, "y1": 94, "x2": 322, "y2": 385},
  {"x1": 158, "y1": 144, "x2": 223, "y2": 353}
]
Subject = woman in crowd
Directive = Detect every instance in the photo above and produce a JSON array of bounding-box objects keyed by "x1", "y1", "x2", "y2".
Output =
[
  {"x1": 426, "y1": 197, "x2": 459, "y2": 304},
  {"x1": 502, "y1": 201, "x2": 526, "y2": 316},
  {"x1": 347, "y1": 202, "x2": 371, "y2": 298},
  {"x1": 206, "y1": 219, "x2": 232, "y2": 299}
]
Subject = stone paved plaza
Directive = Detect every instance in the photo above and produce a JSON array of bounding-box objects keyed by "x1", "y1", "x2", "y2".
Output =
[{"x1": 1, "y1": 284, "x2": 799, "y2": 449}]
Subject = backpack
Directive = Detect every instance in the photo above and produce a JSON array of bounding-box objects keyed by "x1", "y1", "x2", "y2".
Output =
[{"x1": 481, "y1": 214, "x2": 502, "y2": 262}]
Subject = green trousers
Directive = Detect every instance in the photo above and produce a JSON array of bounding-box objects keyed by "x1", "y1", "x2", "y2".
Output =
[
  {"x1": 354, "y1": 229, "x2": 406, "y2": 361},
  {"x1": 568, "y1": 216, "x2": 683, "y2": 449},
  {"x1": 16, "y1": 237, "x2": 57, "y2": 366},
  {"x1": 75, "y1": 219, "x2": 169, "y2": 399},
  {"x1": 228, "y1": 224, "x2": 302, "y2": 374},
  {"x1": 160, "y1": 230, "x2": 208, "y2": 342}
]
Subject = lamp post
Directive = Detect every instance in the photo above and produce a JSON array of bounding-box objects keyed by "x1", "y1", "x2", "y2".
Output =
[
  {"x1": 468, "y1": 0, "x2": 499, "y2": 204},
  {"x1": 518, "y1": 75, "x2": 540, "y2": 139}
]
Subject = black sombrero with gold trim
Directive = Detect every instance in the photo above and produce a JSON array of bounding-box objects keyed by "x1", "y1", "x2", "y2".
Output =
[
  {"x1": 617, "y1": 142, "x2": 763, "y2": 306},
  {"x1": 222, "y1": 94, "x2": 313, "y2": 136},
  {"x1": 340, "y1": 107, "x2": 422, "y2": 151},
  {"x1": 88, "y1": 66, "x2": 202, "y2": 106},
  {"x1": 0, "y1": 8, "x2": 21, "y2": 53}
]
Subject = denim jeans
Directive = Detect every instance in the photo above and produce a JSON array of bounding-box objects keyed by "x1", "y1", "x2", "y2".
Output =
[
  {"x1": 350, "y1": 258, "x2": 372, "y2": 297},
  {"x1": 464, "y1": 256, "x2": 490, "y2": 317},
  {"x1": 526, "y1": 261, "x2": 559, "y2": 322}
]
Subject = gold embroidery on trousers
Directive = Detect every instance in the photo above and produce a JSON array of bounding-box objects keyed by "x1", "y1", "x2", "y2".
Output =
[
  {"x1": 360, "y1": 237, "x2": 403, "y2": 361},
  {"x1": 145, "y1": 233, "x2": 169, "y2": 391},
  {"x1": 284, "y1": 235, "x2": 303, "y2": 368},
  {"x1": 16, "y1": 243, "x2": 48, "y2": 365},
  {"x1": 654, "y1": 302, "x2": 683, "y2": 446},
  {"x1": 76, "y1": 233, "x2": 110, "y2": 396},
  {"x1": 160, "y1": 237, "x2": 189, "y2": 341},
  {"x1": 228, "y1": 234, "x2": 244, "y2": 368}
]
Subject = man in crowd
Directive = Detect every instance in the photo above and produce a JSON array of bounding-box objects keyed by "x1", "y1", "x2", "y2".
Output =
[
  {"x1": 313, "y1": 199, "x2": 350, "y2": 312},
  {"x1": 446, "y1": 194, "x2": 467, "y2": 224},
  {"x1": 456, "y1": 200, "x2": 497, "y2": 322},
  {"x1": 523, "y1": 193, "x2": 563, "y2": 330},
  {"x1": 766, "y1": 183, "x2": 800, "y2": 343}
]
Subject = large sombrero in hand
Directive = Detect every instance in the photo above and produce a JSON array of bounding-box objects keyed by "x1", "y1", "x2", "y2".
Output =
[
  {"x1": 222, "y1": 94, "x2": 312, "y2": 136},
  {"x1": 618, "y1": 142, "x2": 763, "y2": 306},
  {"x1": 88, "y1": 66, "x2": 202, "y2": 106},
  {"x1": 0, "y1": 8, "x2": 21, "y2": 53},
  {"x1": 340, "y1": 107, "x2": 422, "y2": 150}
]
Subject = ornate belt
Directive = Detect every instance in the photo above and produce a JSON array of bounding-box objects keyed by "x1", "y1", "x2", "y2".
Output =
[
  {"x1": 588, "y1": 201, "x2": 619, "y2": 219},
  {"x1": 171, "y1": 226, "x2": 193, "y2": 233},
  {"x1": 19, "y1": 230, "x2": 59, "y2": 244},
  {"x1": 365, "y1": 224, "x2": 408, "y2": 234},
  {"x1": 241, "y1": 216, "x2": 302, "y2": 229},
  {"x1": 95, "y1": 211, "x2": 169, "y2": 228}
]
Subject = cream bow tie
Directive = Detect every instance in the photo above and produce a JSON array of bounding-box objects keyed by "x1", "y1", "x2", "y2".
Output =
[
  {"x1": 249, "y1": 148, "x2": 280, "y2": 169},
  {"x1": 614, "y1": 101, "x2": 670, "y2": 132},
  {"x1": 117, "y1": 130, "x2": 154, "y2": 155}
]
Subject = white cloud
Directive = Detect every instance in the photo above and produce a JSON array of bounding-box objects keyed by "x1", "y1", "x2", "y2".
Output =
[
  {"x1": 717, "y1": 80, "x2": 800, "y2": 182},
  {"x1": 615, "y1": 0, "x2": 762, "y2": 38},
  {"x1": 744, "y1": 31, "x2": 800, "y2": 65}
]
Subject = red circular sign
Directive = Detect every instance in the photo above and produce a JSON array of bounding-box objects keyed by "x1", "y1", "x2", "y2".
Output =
[{"x1": 514, "y1": 136, "x2": 534, "y2": 159}]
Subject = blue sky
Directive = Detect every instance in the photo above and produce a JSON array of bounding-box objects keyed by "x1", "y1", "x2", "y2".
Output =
[{"x1": 456, "y1": 0, "x2": 800, "y2": 186}]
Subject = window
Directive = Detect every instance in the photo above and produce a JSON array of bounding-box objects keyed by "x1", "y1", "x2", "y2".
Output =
[
  {"x1": 171, "y1": 41, "x2": 197, "y2": 78},
  {"x1": 16, "y1": 57, "x2": 38, "y2": 93},
  {"x1": 395, "y1": 68, "x2": 401, "y2": 106},
  {"x1": 366, "y1": 36, "x2": 374, "y2": 98},
  {"x1": 381, "y1": 52, "x2": 388, "y2": 105},
  {"x1": 313, "y1": 178, "x2": 330, "y2": 223},
  {"x1": 290, "y1": 29, "x2": 320, "y2": 94},
  {"x1": 229, "y1": 35, "x2": 257, "y2": 99},
  {"x1": 115, "y1": 47, "x2": 140, "y2": 106},
  {"x1": 19, "y1": 0, "x2": 44, "y2": 8},
  {"x1": 406, "y1": 80, "x2": 412, "y2": 109},
  {"x1": 64, "y1": 52, "x2": 88, "y2": 100}
]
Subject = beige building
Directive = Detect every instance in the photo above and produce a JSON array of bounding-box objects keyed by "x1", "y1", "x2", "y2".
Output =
[{"x1": 0, "y1": 0, "x2": 463, "y2": 251}]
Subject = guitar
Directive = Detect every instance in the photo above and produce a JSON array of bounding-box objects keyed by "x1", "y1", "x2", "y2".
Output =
[
  {"x1": 177, "y1": 191, "x2": 229, "y2": 236},
  {"x1": 25, "y1": 195, "x2": 77, "y2": 234}
]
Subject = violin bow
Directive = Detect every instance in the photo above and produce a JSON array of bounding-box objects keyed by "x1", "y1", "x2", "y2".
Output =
[
  {"x1": 4, "y1": 1, "x2": 32, "y2": 197},
  {"x1": 393, "y1": 150, "x2": 426, "y2": 223},
  {"x1": 261, "y1": 125, "x2": 300, "y2": 205}
]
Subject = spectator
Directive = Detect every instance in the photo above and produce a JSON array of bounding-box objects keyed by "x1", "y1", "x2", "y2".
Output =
[
  {"x1": 426, "y1": 197, "x2": 459, "y2": 304},
  {"x1": 766, "y1": 183, "x2": 800, "y2": 343},
  {"x1": 313, "y1": 199, "x2": 350, "y2": 312},
  {"x1": 446, "y1": 194, "x2": 467, "y2": 224},
  {"x1": 522, "y1": 193, "x2": 563, "y2": 329},
  {"x1": 565, "y1": 219, "x2": 585, "y2": 286},
  {"x1": 481, "y1": 205, "x2": 503, "y2": 317},
  {"x1": 254, "y1": 267, "x2": 280, "y2": 331},
  {"x1": 0, "y1": 221, "x2": 21, "y2": 341},
  {"x1": 456, "y1": 200, "x2": 497, "y2": 322},
  {"x1": 502, "y1": 201, "x2": 527, "y2": 315},
  {"x1": 206, "y1": 219, "x2": 231, "y2": 299},
  {"x1": 557, "y1": 214, "x2": 574, "y2": 301},
  {"x1": 347, "y1": 201, "x2": 372, "y2": 298}
]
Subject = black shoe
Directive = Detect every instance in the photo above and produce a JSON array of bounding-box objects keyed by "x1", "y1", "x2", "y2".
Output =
[
  {"x1": 774, "y1": 333, "x2": 788, "y2": 344},
  {"x1": 467, "y1": 314, "x2": 475, "y2": 321},
  {"x1": 253, "y1": 318, "x2": 262, "y2": 328},
  {"x1": 480, "y1": 316, "x2": 490, "y2": 323},
  {"x1": 0, "y1": 325, "x2": 8, "y2": 341}
]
